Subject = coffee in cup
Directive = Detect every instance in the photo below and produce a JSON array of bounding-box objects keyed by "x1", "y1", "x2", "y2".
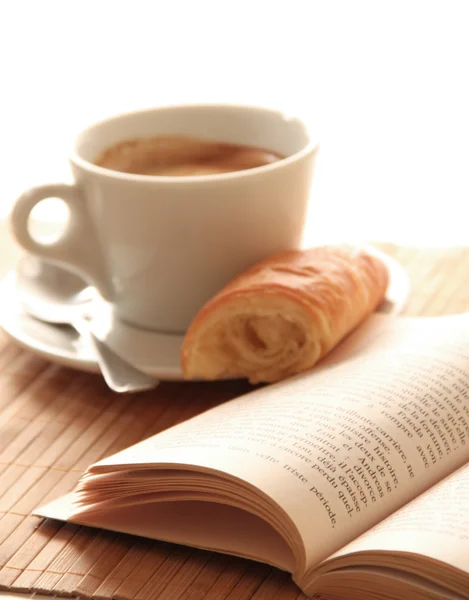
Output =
[{"x1": 94, "y1": 135, "x2": 285, "y2": 177}]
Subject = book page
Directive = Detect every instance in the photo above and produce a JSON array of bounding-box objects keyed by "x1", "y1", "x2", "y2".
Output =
[
  {"x1": 40, "y1": 495, "x2": 297, "y2": 572},
  {"x1": 42, "y1": 314, "x2": 469, "y2": 576},
  {"x1": 327, "y1": 461, "x2": 469, "y2": 575}
]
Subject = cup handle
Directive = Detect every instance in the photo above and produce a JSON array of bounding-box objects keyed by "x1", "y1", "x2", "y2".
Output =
[{"x1": 9, "y1": 183, "x2": 113, "y2": 301}]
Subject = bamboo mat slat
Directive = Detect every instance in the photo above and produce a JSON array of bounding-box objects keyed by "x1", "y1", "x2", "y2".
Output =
[{"x1": 0, "y1": 243, "x2": 468, "y2": 600}]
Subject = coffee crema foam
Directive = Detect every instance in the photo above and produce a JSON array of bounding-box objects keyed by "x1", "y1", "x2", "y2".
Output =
[{"x1": 94, "y1": 135, "x2": 284, "y2": 176}]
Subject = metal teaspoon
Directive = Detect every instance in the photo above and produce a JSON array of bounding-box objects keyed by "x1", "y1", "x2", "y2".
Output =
[{"x1": 15, "y1": 256, "x2": 160, "y2": 393}]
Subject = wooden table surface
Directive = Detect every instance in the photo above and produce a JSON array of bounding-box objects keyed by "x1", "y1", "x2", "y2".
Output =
[{"x1": 0, "y1": 223, "x2": 468, "y2": 600}]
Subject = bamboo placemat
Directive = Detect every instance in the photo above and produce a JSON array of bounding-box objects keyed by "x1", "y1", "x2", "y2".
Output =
[{"x1": 0, "y1": 242, "x2": 468, "y2": 600}]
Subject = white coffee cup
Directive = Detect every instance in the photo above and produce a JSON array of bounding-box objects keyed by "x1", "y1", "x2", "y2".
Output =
[{"x1": 9, "y1": 104, "x2": 319, "y2": 333}]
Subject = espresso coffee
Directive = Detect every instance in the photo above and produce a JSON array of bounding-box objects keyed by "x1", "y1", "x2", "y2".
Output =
[{"x1": 94, "y1": 135, "x2": 284, "y2": 176}]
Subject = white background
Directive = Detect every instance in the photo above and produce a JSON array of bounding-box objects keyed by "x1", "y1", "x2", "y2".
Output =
[{"x1": 1, "y1": 0, "x2": 468, "y2": 246}]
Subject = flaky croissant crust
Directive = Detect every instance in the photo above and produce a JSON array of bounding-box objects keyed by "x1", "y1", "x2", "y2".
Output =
[{"x1": 181, "y1": 246, "x2": 389, "y2": 384}]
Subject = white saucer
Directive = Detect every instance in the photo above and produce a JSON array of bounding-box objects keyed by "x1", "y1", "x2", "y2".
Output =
[
  {"x1": 0, "y1": 247, "x2": 410, "y2": 381},
  {"x1": 0, "y1": 272, "x2": 184, "y2": 380}
]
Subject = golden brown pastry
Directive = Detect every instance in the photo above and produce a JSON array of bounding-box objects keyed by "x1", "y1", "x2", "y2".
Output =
[{"x1": 181, "y1": 246, "x2": 389, "y2": 384}]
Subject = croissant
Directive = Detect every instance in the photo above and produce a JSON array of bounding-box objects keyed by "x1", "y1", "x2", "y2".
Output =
[{"x1": 181, "y1": 246, "x2": 389, "y2": 384}]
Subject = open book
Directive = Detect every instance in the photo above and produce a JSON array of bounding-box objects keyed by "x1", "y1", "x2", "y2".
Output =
[{"x1": 38, "y1": 313, "x2": 469, "y2": 599}]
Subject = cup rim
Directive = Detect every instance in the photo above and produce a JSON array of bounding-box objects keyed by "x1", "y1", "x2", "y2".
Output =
[{"x1": 70, "y1": 102, "x2": 320, "y2": 183}]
